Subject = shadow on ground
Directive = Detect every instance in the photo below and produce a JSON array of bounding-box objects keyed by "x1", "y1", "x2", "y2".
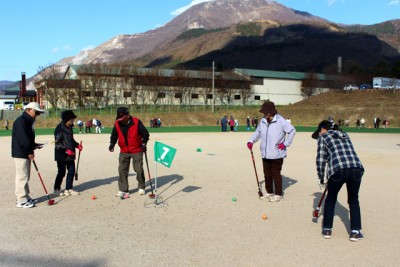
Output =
[
  {"x1": 0, "y1": 251, "x2": 107, "y2": 267},
  {"x1": 311, "y1": 191, "x2": 350, "y2": 233}
]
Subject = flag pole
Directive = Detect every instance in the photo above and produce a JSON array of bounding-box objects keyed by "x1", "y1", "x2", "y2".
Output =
[{"x1": 155, "y1": 160, "x2": 158, "y2": 204}]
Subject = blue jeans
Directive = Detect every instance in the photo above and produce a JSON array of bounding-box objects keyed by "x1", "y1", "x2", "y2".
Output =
[
  {"x1": 54, "y1": 161, "x2": 76, "y2": 190},
  {"x1": 323, "y1": 168, "x2": 363, "y2": 231}
]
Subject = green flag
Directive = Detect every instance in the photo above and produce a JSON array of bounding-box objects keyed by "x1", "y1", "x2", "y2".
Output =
[{"x1": 154, "y1": 141, "x2": 177, "y2": 168}]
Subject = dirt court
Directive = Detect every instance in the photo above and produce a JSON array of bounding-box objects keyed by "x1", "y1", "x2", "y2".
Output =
[{"x1": 0, "y1": 132, "x2": 399, "y2": 266}]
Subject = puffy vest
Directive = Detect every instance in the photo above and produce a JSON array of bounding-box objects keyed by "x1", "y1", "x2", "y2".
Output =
[{"x1": 115, "y1": 117, "x2": 143, "y2": 154}]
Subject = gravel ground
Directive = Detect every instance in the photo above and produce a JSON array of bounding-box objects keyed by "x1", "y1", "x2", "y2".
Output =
[{"x1": 0, "y1": 132, "x2": 399, "y2": 267}]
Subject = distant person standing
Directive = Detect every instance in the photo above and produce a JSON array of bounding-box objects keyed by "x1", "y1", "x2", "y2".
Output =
[
  {"x1": 85, "y1": 119, "x2": 92, "y2": 133},
  {"x1": 95, "y1": 118, "x2": 102, "y2": 134},
  {"x1": 247, "y1": 101, "x2": 296, "y2": 202},
  {"x1": 221, "y1": 116, "x2": 227, "y2": 132},
  {"x1": 4, "y1": 119, "x2": 9, "y2": 130},
  {"x1": 246, "y1": 116, "x2": 250, "y2": 130},
  {"x1": 312, "y1": 120, "x2": 364, "y2": 242},
  {"x1": 76, "y1": 118, "x2": 83, "y2": 133},
  {"x1": 229, "y1": 116, "x2": 235, "y2": 132},
  {"x1": 11, "y1": 102, "x2": 44, "y2": 208},
  {"x1": 360, "y1": 117, "x2": 365, "y2": 127}
]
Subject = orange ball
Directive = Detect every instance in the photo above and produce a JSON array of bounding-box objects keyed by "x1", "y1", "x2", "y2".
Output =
[
  {"x1": 91, "y1": 195, "x2": 96, "y2": 200},
  {"x1": 262, "y1": 214, "x2": 268, "y2": 220}
]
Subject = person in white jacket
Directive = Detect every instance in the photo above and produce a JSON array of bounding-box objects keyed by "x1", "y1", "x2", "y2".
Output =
[{"x1": 247, "y1": 101, "x2": 296, "y2": 202}]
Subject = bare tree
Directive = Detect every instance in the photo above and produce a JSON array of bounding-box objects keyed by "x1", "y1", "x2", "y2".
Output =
[
  {"x1": 301, "y1": 72, "x2": 318, "y2": 97},
  {"x1": 34, "y1": 64, "x2": 66, "y2": 110}
]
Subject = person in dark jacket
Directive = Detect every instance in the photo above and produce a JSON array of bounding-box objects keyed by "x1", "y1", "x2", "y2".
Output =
[
  {"x1": 11, "y1": 102, "x2": 44, "y2": 208},
  {"x1": 109, "y1": 107, "x2": 149, "y2": 198},
  {"x1": 312, "y1": 120, "x2": 364, "y2": 242},
  {"x1": 53, "y1": 110, "x2": 83, "y2": 196}
]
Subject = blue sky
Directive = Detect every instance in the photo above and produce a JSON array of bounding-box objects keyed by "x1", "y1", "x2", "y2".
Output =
[{"x1": 0, "y1": 0, "x2": 399, "y2": 82}]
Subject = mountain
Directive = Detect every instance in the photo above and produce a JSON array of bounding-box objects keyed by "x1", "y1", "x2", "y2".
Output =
[
  {"x1": 62, "y1": 0, "x2": 329, "y2": 66},
  {"x1": 0, "y1": 80, "x2": 18, "y2": 90},
  {"x1": 59, "y1": 0, "x2": 400, "y2": 76},
  {"x1": 165, "y1": 21, "x2": 400, "y2": 72}
]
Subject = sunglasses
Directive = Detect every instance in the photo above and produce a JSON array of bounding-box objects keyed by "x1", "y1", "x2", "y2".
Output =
[{"x1": 35, "y1": 111, "x2": 41, "y2": 116}]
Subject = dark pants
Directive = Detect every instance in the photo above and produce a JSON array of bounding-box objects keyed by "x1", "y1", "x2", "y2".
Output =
[
  {"x1": 118, "y1": 152, "x2": 145, "y2": 192},
  {"x1": 323, "y1": 168, "x2": 363, "y2": 231},
  {"x1": 54, "y1": 161, "x2": 76, "y2": 190},
  {"x1": 262, "y1": 158, "x2": 284, "y2": 196}
]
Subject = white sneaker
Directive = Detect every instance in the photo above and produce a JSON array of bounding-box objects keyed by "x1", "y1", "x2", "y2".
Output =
[
  {"x1": 53, "y1": 190, "x2": 65, "y2": 196},
  {"x1": 116, "y1": 191, "x2": 129, "y2": 197},
  {"x1": 16, "y1": 201, "x2": 35, "y2": 208},
  {"x1": 65, "y1": 189, "x2": 80, "y2": 196},
  {"x1": 260, "y1": 193, "x2": 274, "y2": 200},
  {"x1": 138, "y1": 189, "x2": 145, "y2": 195},
  {"x1": 269, "y1": 195, "x2": 283, "y2": 202}
]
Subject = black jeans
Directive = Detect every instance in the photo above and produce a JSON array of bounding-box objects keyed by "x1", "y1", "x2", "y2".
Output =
[
  {"x1": 262, "y1": 158, "x2": 284, "y2": 196},
  {"x1": 54, "y1": 161, "x2": 76, "y2": 190},
  {"x1": 323, "y1": 168, "x2": 363, "y2": 231}
]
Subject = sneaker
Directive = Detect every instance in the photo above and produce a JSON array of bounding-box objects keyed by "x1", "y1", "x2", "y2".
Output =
[
  {"x1": 260, "y1": 193, "x2": 274, "y2": 200},
  {"x1": 64, "y1": 189, "x2": 80, "y2": 196},
  {"x1": 349, "y1": 230, "x2": 364, "y2": 242},
  {"x1": 138, "y1": 189, "x2": 146, "y2": 195},
  {"x1": 53, "y1": 190, "x2": 65, "y2": 196},
  {"x1": 269, "y1": 195, "x2": 283, "y2": 202},
  {"x1": 322, "y1": 228, "x2": 332, "y2": 239},
  {"x1": 16, "y1": 201, "x2": 35, "y2": 208},
  {"x1": 115, "y1": 191, "x2": 129, "y2": 197},
  {"x1": 27, "y1": 198, "x2": 38, "y2": 204}
]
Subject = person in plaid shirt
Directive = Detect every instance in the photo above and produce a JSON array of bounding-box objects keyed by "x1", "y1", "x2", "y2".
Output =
[{"x1": 312, "y1": 120, "x2": 364, "y2": 242}]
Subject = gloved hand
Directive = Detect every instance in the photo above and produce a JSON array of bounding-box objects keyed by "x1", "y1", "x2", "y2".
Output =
[
  {"x1": 141, "y1": 143, "x2": 147, "y2": 152},
  {"x1": 277, "y1": 143, "x2": 286, "y2": 150},
  {"x1": 318, "y1": 179, "x2": 326, "y2": 189},
  {"x1": 66, "y1": 149, "x2": 75, "y2": 156},
  {"x1": 77, "y1": 144, "x2": 83, "y2": 152},
  {"x1": 109, "y1": 144, "x2": 115, "y2": 152},
  {"x1": 247, "y1": 142, "x2": 253, "y2": 150}
]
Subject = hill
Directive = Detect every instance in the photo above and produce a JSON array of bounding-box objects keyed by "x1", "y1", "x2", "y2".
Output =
[{"x1": 28, "y1": 89, "x2": 400, "y2": 129}]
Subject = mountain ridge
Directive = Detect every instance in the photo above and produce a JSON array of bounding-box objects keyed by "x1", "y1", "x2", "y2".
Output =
[{"x1": 44, "y1": 0, "x2": 400, "y2": 82}]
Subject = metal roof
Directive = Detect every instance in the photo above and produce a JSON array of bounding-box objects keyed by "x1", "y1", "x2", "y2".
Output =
[
  {"x1": 234, "y1": 68, "x2": 328, "y2": 81},
  {"x1": 66, "y1": 65, "x2": 245, "y2": 80}
]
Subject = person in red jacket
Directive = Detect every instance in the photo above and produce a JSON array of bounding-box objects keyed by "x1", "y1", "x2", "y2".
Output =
[{"x1": 109, "y1": 107, "x2": 150, "y2": 198}]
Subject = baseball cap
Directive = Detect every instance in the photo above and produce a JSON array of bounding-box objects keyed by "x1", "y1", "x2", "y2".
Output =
[
  {"x1": 311, "y1": 120, "x2": 332, "y2": 139},
  {"x1": 116, "y1": 107, "x2": 129, "y2": 120}
]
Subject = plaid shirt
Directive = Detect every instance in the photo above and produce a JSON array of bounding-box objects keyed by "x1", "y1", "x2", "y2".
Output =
[{"x1": 316, "y1": 130, "x2": 364, "y2": 180}]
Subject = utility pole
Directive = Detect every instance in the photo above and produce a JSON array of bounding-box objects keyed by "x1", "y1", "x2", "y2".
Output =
[{"x1": 212, "y1": 61, "x2": 215, "y2": 113}]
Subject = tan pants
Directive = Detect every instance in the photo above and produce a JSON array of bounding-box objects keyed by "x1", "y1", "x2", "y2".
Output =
[{"x1": 14, "y1": 158, "x2": 31, "y2": 203}]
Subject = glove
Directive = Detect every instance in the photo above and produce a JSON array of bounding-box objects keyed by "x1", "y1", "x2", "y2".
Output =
[
  {"x1": 141, "y1": 143, "x2": 147, "y2": 152},
  {"x1": 109, "y1": 144, "x2": 115, "y2": 152},
  {"x1": 277, "y1": 143, "x2": 286, "y2": 150},
  {"x1": 318, "y1": 179, "x2": 326, "y2": 189},
  {"x1": 247, "y1": 142, "x2": 253, "y2": 150},
  {"x1": 77, "y1": 144, "x2": 83, "y2": 152},
  {"x1": 66, "y1": 149, "x2": 75, "y2": 156}
]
